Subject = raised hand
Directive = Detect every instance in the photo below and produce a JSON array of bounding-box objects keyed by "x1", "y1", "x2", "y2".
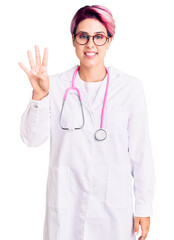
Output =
[{"x1": 18, "y1": 45, "x2": 49, "y2": 100}]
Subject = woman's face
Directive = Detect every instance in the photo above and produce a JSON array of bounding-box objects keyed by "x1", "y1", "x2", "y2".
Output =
[{"x1": 72, "y1": 18, "x2": 112, "y2": 68}]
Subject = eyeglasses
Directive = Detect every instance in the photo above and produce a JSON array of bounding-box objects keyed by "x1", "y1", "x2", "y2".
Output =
[{"x1": 73, "y1": 32, "x2": 109, "y2": 46}]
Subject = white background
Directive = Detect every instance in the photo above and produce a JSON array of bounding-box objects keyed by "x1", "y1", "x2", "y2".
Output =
[{"x1": 0, "y1": 0, "x2": 174, "y2": 239}]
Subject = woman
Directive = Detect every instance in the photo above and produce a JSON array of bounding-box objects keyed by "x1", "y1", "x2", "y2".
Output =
[{"x1": 19, "y1": 5, "x2": 155, "y2": 240}]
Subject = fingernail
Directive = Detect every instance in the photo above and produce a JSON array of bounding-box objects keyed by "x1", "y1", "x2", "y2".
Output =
[{"x1": 135, "y1": 232, "x2": 138, "y2": 235}]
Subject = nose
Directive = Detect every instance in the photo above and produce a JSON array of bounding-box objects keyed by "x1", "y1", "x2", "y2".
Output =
[{"x1": 86, "y1": 36, "x2": 95, "y2": 48}]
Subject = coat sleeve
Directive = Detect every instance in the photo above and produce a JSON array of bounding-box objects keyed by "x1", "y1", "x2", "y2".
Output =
[
  {"x1": 127, "y1": 79, "x2": 155, "y2": 217},
  {"x1": 20, "y1": 90, "x2": 51, "y2": 147}
]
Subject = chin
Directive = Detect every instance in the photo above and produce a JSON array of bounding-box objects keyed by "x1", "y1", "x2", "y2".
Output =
[{"x1": 80, "y1": 59, "x2": 101, "y2": 68}]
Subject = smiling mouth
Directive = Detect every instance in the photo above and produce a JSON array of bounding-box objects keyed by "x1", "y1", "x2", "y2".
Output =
[{"x1": 84, "y1": 52, "x2": 97, "y2": 56}]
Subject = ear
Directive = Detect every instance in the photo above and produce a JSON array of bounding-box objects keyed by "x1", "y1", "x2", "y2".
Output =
[
  {"x1": 106, "y1": 37, "x2": 112, "y2": 50},
  {"x1": 72, "y1": 35, "x2": 75, "y2": 47}
]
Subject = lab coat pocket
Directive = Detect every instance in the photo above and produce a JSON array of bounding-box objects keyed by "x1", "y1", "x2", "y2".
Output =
[
  {"x1": 47, "y1": 166, "x2": 70, "y2": 210},
  {"x1": 106, "y1": 164, "x2": 132, "y2": 208}
]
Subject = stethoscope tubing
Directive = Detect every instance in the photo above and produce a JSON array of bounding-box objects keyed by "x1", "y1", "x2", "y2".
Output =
[{"x1": 59, "y1": 65, "x2": 110, "y2": 140}]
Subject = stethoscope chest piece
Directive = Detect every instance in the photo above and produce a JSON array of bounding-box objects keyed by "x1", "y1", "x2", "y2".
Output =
[{"x1": 94, "y1": 128, "x2": 107, "y2": 141}]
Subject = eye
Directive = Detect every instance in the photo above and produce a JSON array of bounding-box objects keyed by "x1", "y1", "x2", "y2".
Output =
[
  {"x1": 94, "y1": 34, "x2": 105, "y2": 39},
  {"x1": 79, "y1": 34, "x2": 88, "y2": 39}
]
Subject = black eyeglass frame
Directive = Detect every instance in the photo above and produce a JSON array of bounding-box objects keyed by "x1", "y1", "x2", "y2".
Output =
[{"x1": 73, "y1": 32, "x2": 110, "y2": 46}]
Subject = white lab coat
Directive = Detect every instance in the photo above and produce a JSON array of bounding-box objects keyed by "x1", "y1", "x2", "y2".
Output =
[{"x1": 20, "y1": 65, "x2": 155, "y2": 240}]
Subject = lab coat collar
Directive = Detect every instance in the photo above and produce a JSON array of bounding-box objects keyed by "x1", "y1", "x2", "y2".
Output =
[{"x1": 59, "y1": 64, "x2": 121, "y2": 82}]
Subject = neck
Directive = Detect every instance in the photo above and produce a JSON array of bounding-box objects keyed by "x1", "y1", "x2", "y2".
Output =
[{"x1": 78, "y1": 63, "x2": 107, "y2": 83}]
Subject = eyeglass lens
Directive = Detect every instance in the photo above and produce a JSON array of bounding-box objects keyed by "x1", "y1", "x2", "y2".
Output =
[{"x1": 76, "y1": 33, "x2": 107, "y2": 45}]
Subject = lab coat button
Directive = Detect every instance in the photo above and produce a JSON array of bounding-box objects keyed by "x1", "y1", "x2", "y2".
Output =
[{"x1": 33, "y1": 104, "x2": 38, "y2": 108}]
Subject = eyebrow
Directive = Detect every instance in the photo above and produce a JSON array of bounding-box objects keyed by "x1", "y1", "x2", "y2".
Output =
[{"x1": 77, "y1": 31, "x2": 106, "y2": 35}]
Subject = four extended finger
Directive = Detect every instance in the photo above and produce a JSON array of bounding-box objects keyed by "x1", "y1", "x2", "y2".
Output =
[
  {"x1": 35, "y1": 45, "x2": 41, "y2": 67},
  {"x1": 19, "y1": 46, "x2": 48, "y2": 76},
  {"x1": 42, "y1": 47, "x2": 48, "y2": 67},
  {"x1": 18, "y1": 62, "x2": 30, "y2": 75},
  {"x1": 27, "y1": 50, "x2": 35, "y2": 69}
]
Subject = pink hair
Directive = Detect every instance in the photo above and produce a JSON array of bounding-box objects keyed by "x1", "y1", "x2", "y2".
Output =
[{"x1": 70, "y1": 5, "x2": 116, "y2": 38}]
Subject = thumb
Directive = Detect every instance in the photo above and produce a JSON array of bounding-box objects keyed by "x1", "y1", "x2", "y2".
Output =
[{"x1": 134, "y1": 217, "x2": 140, "y2": 235}]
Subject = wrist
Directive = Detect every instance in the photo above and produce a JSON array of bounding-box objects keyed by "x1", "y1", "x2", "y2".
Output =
[{"x1": 32, "y1": 91, "x2": 49, "y2": 100}]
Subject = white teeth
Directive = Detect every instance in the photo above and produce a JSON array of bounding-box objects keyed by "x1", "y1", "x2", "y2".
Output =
[{"x1": 85, "y1": 52, "x2": 96, "y2": 56}]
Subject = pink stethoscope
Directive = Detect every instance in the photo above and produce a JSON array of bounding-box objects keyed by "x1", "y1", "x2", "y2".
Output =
[{"x1": 59, "y1": 65, "x2": 110, "y2": 141}]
